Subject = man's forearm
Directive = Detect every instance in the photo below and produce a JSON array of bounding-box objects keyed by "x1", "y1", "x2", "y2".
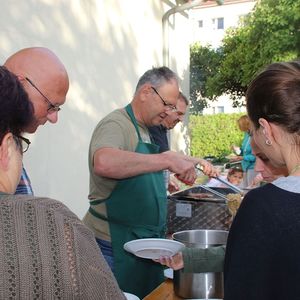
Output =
[{"x1": 93, "y1": 148, "x2": 170, "y2": 179}]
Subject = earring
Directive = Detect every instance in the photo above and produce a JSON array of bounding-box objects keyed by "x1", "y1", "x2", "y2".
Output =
[{"x1": 265, "y1": 139, "x2": 272, "y2": 146}]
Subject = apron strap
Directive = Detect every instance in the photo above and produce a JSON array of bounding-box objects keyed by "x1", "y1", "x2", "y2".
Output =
[
  {"x1": 90, "y1": 198, "x2": 106, "y2": 205},
  {"x1": 89, "y1": 206, "x2": 108, "y2": 220},
  {"x1": 88, "y1": 207, "x2": 166, "y2": 238},
  {"x1": 89, "y1": 206, "x2": 132, "y2": 229},
  {"x1": 125, "y1": 104, "x2": 143, "y2": 142}
]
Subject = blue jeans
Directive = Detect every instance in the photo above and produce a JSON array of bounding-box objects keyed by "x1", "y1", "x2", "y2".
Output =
[{"x1": 96, "y1": 238, "x2": 114, "y2": 272}]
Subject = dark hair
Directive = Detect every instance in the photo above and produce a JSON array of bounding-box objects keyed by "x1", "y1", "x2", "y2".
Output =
[
  {"x1": 246, "y1": 61, "x2": 300, "y2": 134},
  {"x1": 0, "y1": 66, "x2": 33, "y2": 143},
  {"x1": 228, "y1": 167, "x2": 243, "y2": 177},
  {"x1": 135, "y1": 66, "x2": 179, "y2": 93},
  {"x1": 179, "y1": 91, "x2": 189, "y2": 105}
]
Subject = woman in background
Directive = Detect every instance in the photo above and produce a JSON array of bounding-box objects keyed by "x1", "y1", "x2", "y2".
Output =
[
  {"x1": 224, "y1": 61, "x2": 300, "y2": 300},
  {"x1": 231, "y1": 115, "x2": 257, "y2": 187}
]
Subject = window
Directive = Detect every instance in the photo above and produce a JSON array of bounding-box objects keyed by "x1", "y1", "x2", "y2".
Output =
[
  {"x1": 217, "y1": 17, "x2": 224, "y2": 29},
  {"x1": 212, "y1": 17, "x2": 224, "y2": 30},
  {"x1": 212, "y1": 106, "x2": 224, "y2": 114},
  {"x1": 217, "y1": 106, "x2": 224, "y2": 113},
  {"x1": 198, "y1": 20, "x2": 203, "y2": 28}
]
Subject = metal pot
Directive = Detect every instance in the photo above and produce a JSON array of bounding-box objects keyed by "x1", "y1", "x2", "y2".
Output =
[{"x1": 172, "y1": 229, "x2": 228, "y2": 299}]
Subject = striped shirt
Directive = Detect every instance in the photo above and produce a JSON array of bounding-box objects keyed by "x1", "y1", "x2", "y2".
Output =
[{"x1": 15, "y1": 166, "x2": 34, "y2": 195}]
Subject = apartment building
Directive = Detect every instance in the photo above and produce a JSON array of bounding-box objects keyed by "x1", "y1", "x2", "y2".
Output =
[{"x1": 190, "y1": 0, "x2": 256, "y2": 114}]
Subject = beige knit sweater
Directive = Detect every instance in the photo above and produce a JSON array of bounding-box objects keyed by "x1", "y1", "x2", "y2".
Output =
[{"x1": 0, "y1": 194, "x2": 125, "y2": 300}]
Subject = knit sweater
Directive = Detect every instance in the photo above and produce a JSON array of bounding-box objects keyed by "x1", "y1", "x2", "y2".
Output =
[{"x1": 0, "y1": 193, "x2": 125, "y2": 300}]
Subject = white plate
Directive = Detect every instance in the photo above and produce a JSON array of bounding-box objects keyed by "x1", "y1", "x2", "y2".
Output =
[
  {"x1": 124, "y1": 238, "x2": 185, "y2": 260},
  {"x1": 123, "y1": 292, "x2": 140, "y2": 300},
  {"x1": 164, "y1": 268, "x2": 173, "y2": 279}
]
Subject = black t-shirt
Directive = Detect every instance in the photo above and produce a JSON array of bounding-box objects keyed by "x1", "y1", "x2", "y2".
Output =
[{"x1": 148, "y1": 125, "x2": 169, "y2": 153}]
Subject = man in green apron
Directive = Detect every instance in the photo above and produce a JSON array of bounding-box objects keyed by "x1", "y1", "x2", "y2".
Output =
[{"x1": 83, "y1": 67, "x2": 201, "y2": 298}]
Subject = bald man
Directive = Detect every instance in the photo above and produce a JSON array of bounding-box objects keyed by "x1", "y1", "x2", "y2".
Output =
[{"x1": 4, "y1": 47, "x2": 69, "y2": 194}]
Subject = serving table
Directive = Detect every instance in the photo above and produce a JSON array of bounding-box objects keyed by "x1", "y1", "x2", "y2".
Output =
[{"x1": 143, "y1": 279, "x2": 184, "y2": 300}]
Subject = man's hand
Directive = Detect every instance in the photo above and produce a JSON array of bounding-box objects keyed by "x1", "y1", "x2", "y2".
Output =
[
  {"x1": 197, "y1": 159, "x2": 219, "y2": 177},
  {"x1": 168, "y1": 177, "x2": 180, "y2": 193},
  {"x1": 162, "y1": 151, "x2": 197, "y2": 186},
  {"x1": 229, "y1": 155, "x2": 243, "y2": 162}
]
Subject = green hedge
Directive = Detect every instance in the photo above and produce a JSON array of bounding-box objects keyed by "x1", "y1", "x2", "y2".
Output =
[{"x1": 189, "y1": 113, "x2": 244, "y2": 161}]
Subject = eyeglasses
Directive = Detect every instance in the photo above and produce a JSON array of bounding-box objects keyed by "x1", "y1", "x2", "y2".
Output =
[
  {"x1": 25, "y1": 77, "x2": 61, "y2": 113},
  {"x1": 151, "y1": 87, "x2": 177, "y2": 112},
  {"x1": 14, "y1": 135, "x2": 31, "y2": 153}
]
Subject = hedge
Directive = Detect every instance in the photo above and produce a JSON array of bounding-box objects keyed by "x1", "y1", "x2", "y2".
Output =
[{"x1": 189, "y1": 113, "x2": 244, "y2": 161}]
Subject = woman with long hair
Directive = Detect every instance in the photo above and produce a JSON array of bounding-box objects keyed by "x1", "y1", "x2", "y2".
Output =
[{"x1": 224, "y1": 61, "x2": 300, "y2": 300}]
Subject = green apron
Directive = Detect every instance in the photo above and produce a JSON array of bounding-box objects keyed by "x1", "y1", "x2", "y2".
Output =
[{"x1": 89, "y1": 104, "x2": 167, "y2": 299}]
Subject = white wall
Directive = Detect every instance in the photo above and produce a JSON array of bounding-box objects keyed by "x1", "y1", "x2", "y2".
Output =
[
  {"x1": 190, "y1": 0, "x2": 256, "y2": 48},
  {"x1": 0, "y1": 0, "x2": 190, "y2": 218},
  {"x1": 166, "y1": 6, "x2": 191, "y2": 154},
  {"x1": 202, "y1": 95, "x2": 247, "y2": 114}
]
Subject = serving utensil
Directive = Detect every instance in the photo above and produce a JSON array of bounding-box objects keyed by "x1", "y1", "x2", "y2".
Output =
[
  {"x1": 210, "y1": 175, "x2": 243, "y2": 194},
  {"x1": 196, "y1": 165, "x2": 243, "y2": 194}
]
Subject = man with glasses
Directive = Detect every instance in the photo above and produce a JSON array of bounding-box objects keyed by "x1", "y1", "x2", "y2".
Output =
[
  {"x1": 83, "y1": 66, "x2": 217, "y2": 299},
  {"x1": 0, "y1": 66, "x2": 125, "y2": 300},
  {"x1": 0, "y1": 65, "x2": 34, "y2": 194},
  {"x1": 149, "y1": 92, "x2": 215, "y2": 192},
  {"x1": 148, "y1": 91, "x2": 189, "y2": 192},
  {"x1": 149, "y1": 91, "x2": 188, "y2": 153},
  {"x1": 4, "y1": 47, "x2": 69, "y2": 194}
]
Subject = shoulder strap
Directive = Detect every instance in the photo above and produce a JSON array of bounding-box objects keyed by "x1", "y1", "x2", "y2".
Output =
[{"x1": 125, "y1": 104, "x2": 142, "y2": 142}]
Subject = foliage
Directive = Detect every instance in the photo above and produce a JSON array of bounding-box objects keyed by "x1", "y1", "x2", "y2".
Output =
[
  {"x1": 190, "y1": 43, "x2": 223, "y2": 114},
  {"x1": 189, "y1": 113, "x2": 244, "y2": 159},
  {"x1": 212, "y1": 0, "x2": 300, "y2": 101},
  {"x1": 190, "y1": 0, "x2": 300, "y2": 109}
]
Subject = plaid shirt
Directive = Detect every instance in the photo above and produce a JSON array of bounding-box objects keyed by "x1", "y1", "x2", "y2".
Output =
[{"x1": 15, "y1": 166, "x2": 34, "y2": 195}]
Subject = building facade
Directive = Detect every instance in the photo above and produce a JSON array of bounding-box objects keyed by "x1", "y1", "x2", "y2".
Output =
[{"x1": 189, "y1": 0, "x2": 256, "y2": 114}]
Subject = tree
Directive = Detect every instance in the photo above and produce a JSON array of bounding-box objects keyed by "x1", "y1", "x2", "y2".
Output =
[
  {"x1": 190, "y1": 0, "x2": 300, "y2": 108},
  {"x1": 190, "y1": 43, "x2": 223, "y2": 114},
  {"x1": 216, "y1": 0, "x2": 300, "y2": 100}
]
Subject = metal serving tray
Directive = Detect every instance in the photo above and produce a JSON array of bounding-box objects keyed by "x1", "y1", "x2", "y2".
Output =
[{"x1": 167, "y1": 185, "x2": 237, "y2": 234}]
